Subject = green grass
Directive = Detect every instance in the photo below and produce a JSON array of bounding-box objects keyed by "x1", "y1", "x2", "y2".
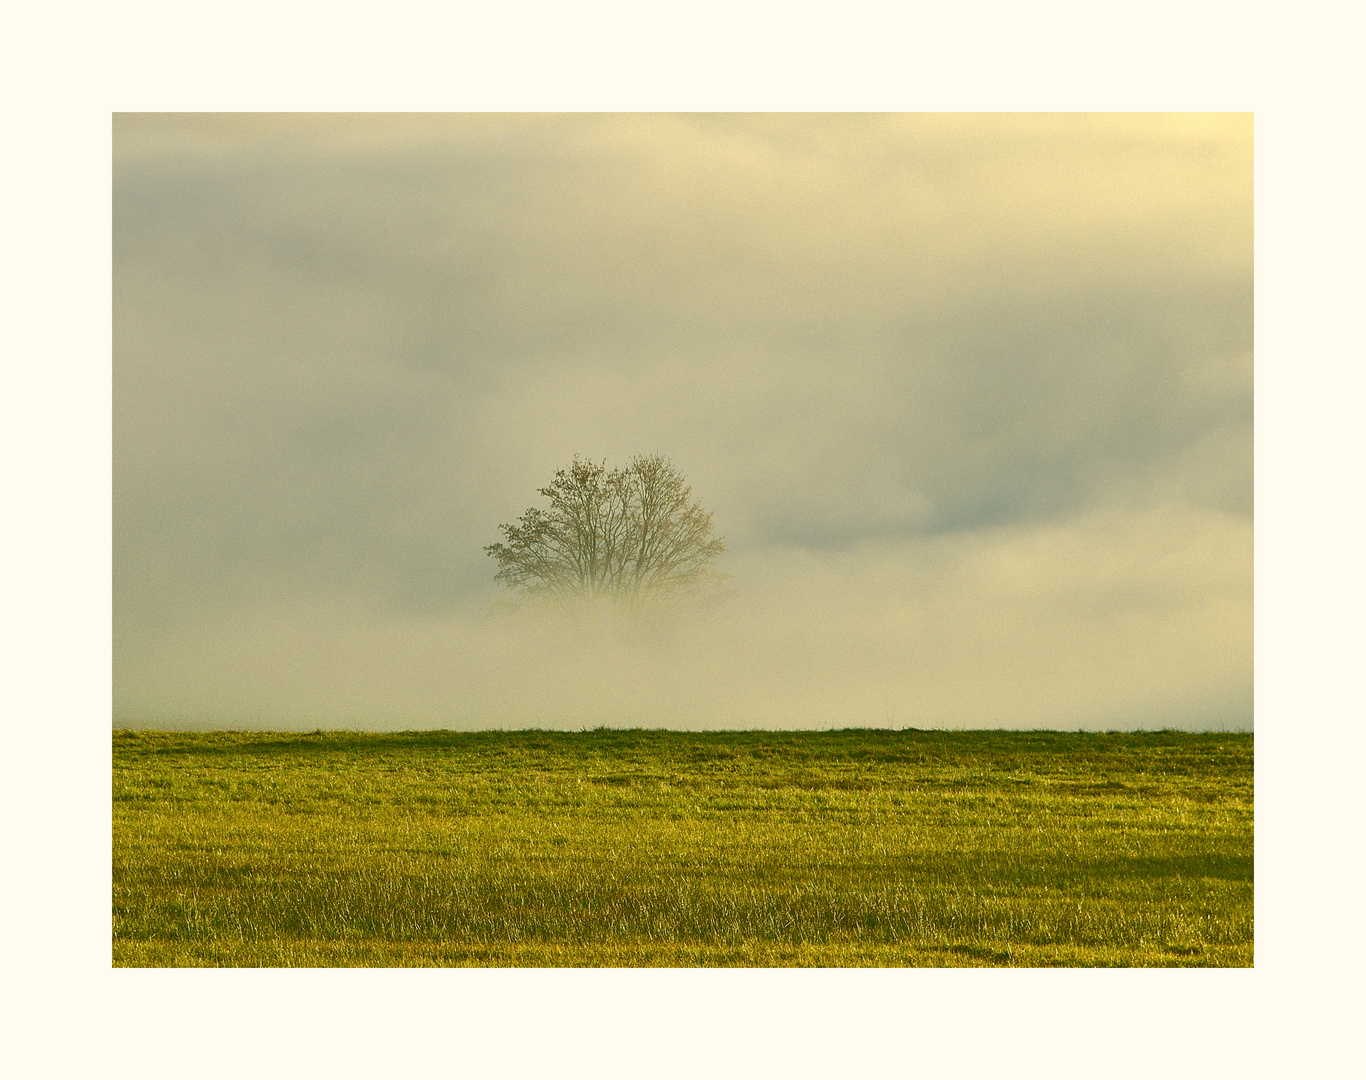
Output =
[{"x1": 113, "y1": 728, "x2": 1252, "y2": 967}]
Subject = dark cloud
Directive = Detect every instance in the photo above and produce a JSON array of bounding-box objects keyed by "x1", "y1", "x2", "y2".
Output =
[{"x1": 114, "y1": 113, "x2": 1252, "y2": 728}]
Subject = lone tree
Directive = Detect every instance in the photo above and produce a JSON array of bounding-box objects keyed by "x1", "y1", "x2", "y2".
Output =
[{"x1": 486, "y1": 455, "x2": 726, "y2": 612}]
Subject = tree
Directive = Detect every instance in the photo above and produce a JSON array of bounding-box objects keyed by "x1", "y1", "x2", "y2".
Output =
[{"x1": 486, "y1": 455, "x2": 726, "y2": 613}]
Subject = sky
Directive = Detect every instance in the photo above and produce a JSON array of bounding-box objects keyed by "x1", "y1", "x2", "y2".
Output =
[{"x1": 113, "y1": 112, "x2": 1252, "y2": 730}]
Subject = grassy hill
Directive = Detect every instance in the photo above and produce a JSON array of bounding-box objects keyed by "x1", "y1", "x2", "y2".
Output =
[{"x1": 113, "y1": 728, "x2": 1252, "y2": 966}]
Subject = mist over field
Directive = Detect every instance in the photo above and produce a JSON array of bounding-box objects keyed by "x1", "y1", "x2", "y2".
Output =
[{"x1": 114, "y1": 113, "x2": 1252, "y2": 731}]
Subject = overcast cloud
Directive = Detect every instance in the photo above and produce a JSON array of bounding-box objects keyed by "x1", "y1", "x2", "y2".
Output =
[{"x1": 113, "y1": 113, "x2": 1251, "y2": 729}]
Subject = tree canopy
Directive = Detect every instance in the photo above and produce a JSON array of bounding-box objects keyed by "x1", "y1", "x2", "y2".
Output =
[{"x1": 486, "y1": 455, "x2": 726, "y2": 613}]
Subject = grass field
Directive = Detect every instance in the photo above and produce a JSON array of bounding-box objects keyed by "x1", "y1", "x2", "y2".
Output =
[{"x1": 113, "y1": 728, "x2": 1252, "y2": 967}]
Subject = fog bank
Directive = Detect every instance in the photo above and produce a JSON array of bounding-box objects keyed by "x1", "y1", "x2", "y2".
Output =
[{"x1": 114, "y1": 114, "x2": 1252, "y2": 730}]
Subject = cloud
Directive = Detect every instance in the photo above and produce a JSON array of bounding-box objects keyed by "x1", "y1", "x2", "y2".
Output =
[{"x1": 113, "y1": 113, "x2": 1252, "y2": 728}]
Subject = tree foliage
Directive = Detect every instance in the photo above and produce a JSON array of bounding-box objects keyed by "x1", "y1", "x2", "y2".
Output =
[{"x1": 486, "y1": 455, "x2": 726, "y2": 612}]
